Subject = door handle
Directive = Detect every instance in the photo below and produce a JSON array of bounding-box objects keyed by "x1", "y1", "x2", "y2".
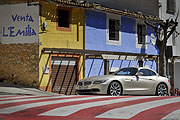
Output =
[{"x1": 125, "y1": 79, "x2": 132, "y2": 82}]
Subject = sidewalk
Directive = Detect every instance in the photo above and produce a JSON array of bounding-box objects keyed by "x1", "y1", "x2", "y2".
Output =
[{"x1": 0, "y1": 82, "x2": 60, "y2": 96}]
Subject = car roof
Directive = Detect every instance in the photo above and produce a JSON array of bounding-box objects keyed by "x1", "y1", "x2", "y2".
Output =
[
  {"x1": 121, "y1": 67, "x2": 157, "y2": 73},
  {"x1": 122, "y1": 67, "x2": 152, "y2": 69}
]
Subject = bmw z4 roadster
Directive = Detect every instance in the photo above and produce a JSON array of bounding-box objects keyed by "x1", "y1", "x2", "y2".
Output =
[{"x1": 76, "y1": 67, "x2": 171, "y2": 96}]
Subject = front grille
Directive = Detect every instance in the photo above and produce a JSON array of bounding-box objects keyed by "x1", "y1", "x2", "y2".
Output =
[
  {"x1": 77, "y1": 89, "x2": 91, "y2": 92},
  {"x1": 78, "y1": 81, "x2": 92, "y2": 86},
  {"x1": 92, "y1": 88, "x2": 100, "y2": 92},
  {"x1": 84, "y1": 81, "x2": 92, "y2": 86},
  {"x1": 76, "y1": 88, "x2": 100, "y2": 93}
]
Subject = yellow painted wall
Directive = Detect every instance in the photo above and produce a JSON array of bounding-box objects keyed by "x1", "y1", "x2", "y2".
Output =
[{"x1": 39, "y1": 1, "x2": 85, "y2": 90}]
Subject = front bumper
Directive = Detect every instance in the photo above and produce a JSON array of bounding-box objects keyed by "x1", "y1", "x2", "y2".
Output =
[{"x1": 76, "y1": 83, "x2": 108, "y2": 95}]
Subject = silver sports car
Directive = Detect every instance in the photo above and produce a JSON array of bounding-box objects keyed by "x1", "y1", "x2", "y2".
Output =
[{"x1": 76, "y1": 67, "x2": 171, "y2": 96}]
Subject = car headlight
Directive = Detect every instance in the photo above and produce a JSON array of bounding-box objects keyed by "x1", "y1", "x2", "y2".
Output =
[{"x1": 93, "y1": 80, "x2": 107, "y2": 84}]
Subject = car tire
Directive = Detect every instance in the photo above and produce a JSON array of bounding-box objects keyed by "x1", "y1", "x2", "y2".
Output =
[
  {"x1": 156, "y1": 83, "x2": 168, "y2": 96},
  {"x1": 108, "y1": 81, "x2": 122, "y2": 96}
]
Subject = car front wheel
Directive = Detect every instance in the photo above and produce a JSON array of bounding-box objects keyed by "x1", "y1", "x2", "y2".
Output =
[
  {"x1": 108, "y1": 81, "x2": 122, "y2": 96},
  {"x1": 156, "y1": 83, "x2": 168, "y2": 96}
]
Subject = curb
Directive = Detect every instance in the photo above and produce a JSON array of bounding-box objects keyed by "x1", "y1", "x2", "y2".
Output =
[{"x1": 0, "y1": 92, "x2": 33, "y2": 95}]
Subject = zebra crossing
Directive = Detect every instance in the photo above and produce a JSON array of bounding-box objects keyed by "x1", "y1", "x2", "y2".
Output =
[{"x1": 0, "y1": 95, "x2": 180, "y2": 120}]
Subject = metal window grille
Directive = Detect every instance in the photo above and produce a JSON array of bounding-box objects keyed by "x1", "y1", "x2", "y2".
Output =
[{"x1": 109, "y1": 19, "x2": 120, "y2": 41}]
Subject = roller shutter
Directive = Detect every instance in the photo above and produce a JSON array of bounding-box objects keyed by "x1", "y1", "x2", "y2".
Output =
[{"x1": 51, "y1": 57, "x2": 77, "y2": 95}]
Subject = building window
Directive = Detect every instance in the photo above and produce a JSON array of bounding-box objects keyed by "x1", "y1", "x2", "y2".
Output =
[
  {"x1": 137, "y1": 24, "x2": 146, "y2": 44},
  {"x1": 167, "y1": 0, "x2": 176, "y2": 14},
  {"x1": 136, "y1": 19, "x2": 147, "y2": 49},
  {"x1": 58, "y1": 9, "x2": 69, "y2": 28},
  {"x1": 109, "y1": 19, "x2": 120, "y2": 41},
  {"x1": 107, "y1": 14, "x2": 121, "y2": 45},
  {"x1": 56, "y1": 7, "x2": 71, "y2": 31}
]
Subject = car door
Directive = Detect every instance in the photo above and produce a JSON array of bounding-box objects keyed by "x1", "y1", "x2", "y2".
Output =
[
  {"x1": 115, "y1": 67, "x2": 138, "y2": 92},
  {"x1": 132, "y1": 68, "x2": 157, "y2": 94},
  {"x1": 122, "y1": 76, "x2": 137, "y2": 91}
]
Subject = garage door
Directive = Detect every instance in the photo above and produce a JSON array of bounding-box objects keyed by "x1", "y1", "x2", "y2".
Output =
[{"x1": 51, "y1": 57, "x2": 77, "y2": 95}]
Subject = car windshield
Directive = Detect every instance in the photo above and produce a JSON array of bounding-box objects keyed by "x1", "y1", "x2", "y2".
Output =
[{"x1": 114, "y1": 68, "x2": 138, "y2": 76}]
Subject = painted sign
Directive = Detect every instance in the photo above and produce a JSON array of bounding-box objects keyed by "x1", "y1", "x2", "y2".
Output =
[
  {"x1": 3, "y1": 14, "x2": 36, "y2": 37},
  {"x1": 0, "y1": 3, "x2": 39, "y2": 44}
]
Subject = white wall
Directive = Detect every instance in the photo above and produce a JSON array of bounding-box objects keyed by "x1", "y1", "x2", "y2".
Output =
[
  {"x1": 175, "y1": 62, "x2": 180, "y2": 89},
  {"x1": 159, "y1": 0, "x2": 180, "y2": 56},
  {"x1": 0, "y1": 3, "x2": 39, "y2": 44},
  {"x1": 173, "y1": 0, "x2": 180, "y2": 56}
]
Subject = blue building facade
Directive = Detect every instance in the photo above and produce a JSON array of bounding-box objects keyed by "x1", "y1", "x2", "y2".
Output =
[{"x1": 85, "y1": 10, "x2": 158, "y2": 78}]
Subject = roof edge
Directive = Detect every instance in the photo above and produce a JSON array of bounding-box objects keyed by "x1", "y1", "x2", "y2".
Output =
[{"x1": 43, "y1": 0, "x2": 162, "y2": 22}]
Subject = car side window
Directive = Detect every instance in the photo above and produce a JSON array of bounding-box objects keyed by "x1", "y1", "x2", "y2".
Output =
[
  {"x1": 139, "y1": 69, "x2": 156, "y2": 76},
  {"x1": 150, "y1": 71, "x2": 156, "y2": 76},
  {"x1": 115, "y1": 68, "x2": 138, "y2": 76}
]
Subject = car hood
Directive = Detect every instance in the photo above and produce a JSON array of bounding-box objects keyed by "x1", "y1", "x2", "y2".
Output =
[
  {"x1": 80, "y1": 75, "x2": 114, "y2": 82},
  {"x1": 79, "y1": 75, "x2": 132, "y2": 82}
]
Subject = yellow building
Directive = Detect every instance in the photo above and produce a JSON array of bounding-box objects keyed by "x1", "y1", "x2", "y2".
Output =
[{"x1": 39, "y1": 0, "x2": 85, "y2": 95}]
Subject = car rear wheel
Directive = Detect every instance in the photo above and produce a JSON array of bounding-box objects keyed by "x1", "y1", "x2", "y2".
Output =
[
  {"x1": 108, "y1": 81, "x2": 122, "y2": 96},
  {"x1": 156, "y1": 83, "x2": 168, "y2": 96}
]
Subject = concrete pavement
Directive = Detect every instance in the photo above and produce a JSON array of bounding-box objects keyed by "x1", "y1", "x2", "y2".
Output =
[{"x1": 0, "y1": 82, "x2": 59, "y2": 96}]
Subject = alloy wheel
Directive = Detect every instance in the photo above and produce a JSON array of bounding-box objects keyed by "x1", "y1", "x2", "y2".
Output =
[
  {"x1": 109, "y1": 81, "x2": 122, "y2": 96},
  {"x1": 157, "y1": 83, "x2": 168, "y2": 96}
]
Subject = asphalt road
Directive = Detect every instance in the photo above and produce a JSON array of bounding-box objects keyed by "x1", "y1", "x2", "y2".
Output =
[{"x1": 0, "y1": 95, "x2": 180, "y2": 120}]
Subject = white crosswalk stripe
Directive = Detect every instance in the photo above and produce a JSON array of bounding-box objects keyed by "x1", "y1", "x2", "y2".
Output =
[
  {"x1": 0, "y1": 95, "x2": 74, "y2": 104},
  {"x1": 39, "y1": 96, "x2": 156, "y2": 116},
  {"x1": 161, "y1": 109, "x2": 180, "y2": 120},
  {"x1": 96, "y1": 97, "x2": 180, "y2": 119},
  {"x1": 0, "y1": 96, "x2": 111, "y2": 114}
]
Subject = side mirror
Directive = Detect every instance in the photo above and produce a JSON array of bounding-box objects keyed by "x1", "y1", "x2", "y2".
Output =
[{"x1": 136, "y1": 72, "x2": 143, "y2": 76}]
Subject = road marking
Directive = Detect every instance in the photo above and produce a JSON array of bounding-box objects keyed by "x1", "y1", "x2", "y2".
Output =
[
  {"x1": 161, "y1": 109, "x2": 180, "y2": 120},
  {"x1": 39, "y1": 96, "x2": 156, "y2": 116},
  {"x1": 0, "y1": 96, "x2": 38, "y2": 101},
  {"x1": 96, "y1": 97, "x2": 180, "y2": 119},
  {"x1": 0, "y1": 95, "x2": 74, "y2": 104},
  {"x1": 0, "y1": 96, "x2": 111, "y2": 114}
]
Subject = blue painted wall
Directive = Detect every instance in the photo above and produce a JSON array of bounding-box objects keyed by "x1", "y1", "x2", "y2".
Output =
[
  {"x1": 85, "y1": 10, "x2": 158, "y2": 77},
  {"x1": 85, "y1": 10, "x2": 158, "y2": 54},
  {"x1": 85, "y1": 58, "x2": 156, "y2": 78},
  {"x1": 85, "y1": 59, "x2": 104, "y2": 78}
]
